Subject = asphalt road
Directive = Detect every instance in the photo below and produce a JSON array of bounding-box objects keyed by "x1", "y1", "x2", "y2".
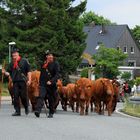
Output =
[{"x1": 0, "y1": 100, "x2": 140, "y2": 140}]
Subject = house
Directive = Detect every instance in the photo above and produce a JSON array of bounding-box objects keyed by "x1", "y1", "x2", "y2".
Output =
[{"x1": 80, "y1": 25, "x2": 140, "y2": 78}]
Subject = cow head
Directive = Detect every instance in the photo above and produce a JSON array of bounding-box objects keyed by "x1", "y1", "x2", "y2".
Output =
[
  {"x1": 57, "y1": 79, "x2": 63, "y2": 91},
  {"x1": 76, "y1": 78, "x2": 93, "y2": 100},
  {"x1": 112, "y1": 80, "x2": 120, "y2": 96},
  {"x1": 101, "y1": 78, "x2": 114, "y2": 95}
]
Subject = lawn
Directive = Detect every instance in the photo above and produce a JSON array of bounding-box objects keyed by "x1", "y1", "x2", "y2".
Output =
[{"x1": 122, "y1": 99, "x2": 140, "y2": 117}]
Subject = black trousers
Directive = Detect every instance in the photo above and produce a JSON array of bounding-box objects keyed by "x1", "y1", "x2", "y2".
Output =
[
  {"x1": 35, "y1": 85, "x2": 57, "y2": 114},
  {"x1": 13, "y1": 82, "x2": 28, "y2": 113}
]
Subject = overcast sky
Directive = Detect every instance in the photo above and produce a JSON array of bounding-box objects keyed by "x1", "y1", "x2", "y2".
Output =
[{"x1": 73, "y1": 0, "x2": 140, "y2": 28}]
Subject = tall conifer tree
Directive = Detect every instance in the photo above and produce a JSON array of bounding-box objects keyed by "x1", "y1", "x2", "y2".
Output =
[{"x1": 0, "y1": 0, "x2": 87, "y2": 81}]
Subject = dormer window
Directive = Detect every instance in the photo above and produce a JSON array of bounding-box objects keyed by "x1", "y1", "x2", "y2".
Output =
[
  {"x1": 99, "y1": 30, "x2": 102, "y2": 34},
  {"x1": 95, "y1": 42, "x2": 102, "y2": 50},
  {"x1": 124, "y1": 46, "x2": 127, "y2": 53},
  {"x1": 131, "y1": 47, "x2": 134, "y2": 54},
  {"x1": 117, "y1": 46, "x2": 120, "y2": 51}
]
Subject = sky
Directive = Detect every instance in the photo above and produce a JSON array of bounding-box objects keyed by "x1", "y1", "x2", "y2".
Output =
[{"x1": 73, "y1": 0, "x2": 140, "y2": 28}]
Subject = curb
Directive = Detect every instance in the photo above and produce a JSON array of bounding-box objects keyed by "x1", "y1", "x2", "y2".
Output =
[
  {"x1": 116, "y1": 108, "x2": 140, "y2": 120},
  {"x1": 1, "y1": 96, "x2": 11, "y2": 101}
]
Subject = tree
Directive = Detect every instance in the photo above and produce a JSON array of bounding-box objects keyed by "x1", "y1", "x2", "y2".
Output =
[
  {"x1": 0, "y1": 0, "x2": 87, "y2": 82},
  {"x1": 80, "y1": 67, "x2": 88, "y2": 78},
  {"x1": 79, "y1": 11, "x2": 114, "y2": 26},
  {"x1": 93, "y1": 45, "x2": 127, "y2": 79},
  {"x1": 0, "y1": 4, "x2": 10, "y2": 63},
  {"x1": 121, "y1": 72, "x2": 131, "y2": 82},
  {"x1": 132, "y1": 25, "x2": 140, "y2": 48}
]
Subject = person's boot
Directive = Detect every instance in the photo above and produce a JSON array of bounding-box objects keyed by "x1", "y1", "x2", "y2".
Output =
[
  {"x1": 48, "y1": 113, "x2": 53, "y2": 118},
  {"x1": 34, "y1": 111, "x2": 40, "y2": 118},
  {"x1": 25, "y1": 107, "x2": 29, "y2": 115},
  {"x1": 12, "y1": 112, "x2": 21, "y2": 116}
]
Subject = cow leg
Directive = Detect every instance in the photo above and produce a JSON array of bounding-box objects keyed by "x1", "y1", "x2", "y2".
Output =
[
  {"x1": 80, "y1": 100, "x2": 85, "y2": 115},
  {"x1": 95, "y1": 100, "x2": 101, "y2": 115},
  {"x1": 28, "y1": 95, "x2": 36, "y2": 112},
  {"x1": 70, "y1": 98, "x2": 75, "y2": 112},
  {"x1": 85, "y1": 100, "x2": 90, "y2": 115},
  {"x1": 102, "y1": 102, "x2": 105, "y2": 115},
  {"x1": 76, "y1": 100, "x2": 79, "y2": 113},
  {"x1": 99, "y1": 101, "x2": 102, "y2": 115},
  {"x1": 90, "y1": 100, "x2": 94, "y2": 112},
  {"x1": 54, "y1": 96, "x2": 60, "y2": 111},
  {"x1": 31, "y1": 100, "x2": 36, "y2": 112},
  {"x1": 60, "y1": 96, "x2": 66, "y2": 111},
  {"x1": 63, "y1": 98, "x2": 67, "y2": 111},
  {"x1": 112, "y1": 96, "x2": 117, "y2": 112},
  {"x1": 107, "y1": 100, "x2": 113, "y2": 116}
]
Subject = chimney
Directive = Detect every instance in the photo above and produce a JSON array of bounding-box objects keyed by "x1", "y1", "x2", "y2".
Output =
[
  {"x1": 101, "y1": 24, "x2": 106, "y2": 34},
  {"x1": 88, "y1": 21, "x2": 95, "y2": 32},
  {"x1": 99, "y1": 24, "x2": 106, "y2": 34}
]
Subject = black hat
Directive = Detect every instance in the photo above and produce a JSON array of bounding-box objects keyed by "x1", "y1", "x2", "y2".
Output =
[
  {"x1": 44, "y1": 50, "x2": 59, "y2": 57},
  {"x1": 11, "y1": 47, "x2": 19, "y2": 53},
  {"x1": 45, "y1": 50, "x2": 54, "y2": 56}
]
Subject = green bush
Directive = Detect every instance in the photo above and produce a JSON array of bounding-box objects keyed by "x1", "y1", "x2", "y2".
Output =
[
  {"x1": 121, "y1": 72, "x2": 131, "y2": 81},
  {"x1": 135, "y1": 77, "x2": 140, "y2": 86},
  {"x1": 81, "y1": 68, "x2": 88, "y2": 78}
]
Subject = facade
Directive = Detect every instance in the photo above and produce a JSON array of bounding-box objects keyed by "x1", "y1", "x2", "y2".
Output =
[{"x1": 81, "y1": 25, "x2": 140, "y2": 77}]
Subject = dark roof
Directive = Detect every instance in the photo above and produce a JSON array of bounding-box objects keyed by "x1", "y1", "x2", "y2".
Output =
[{"x1": 83, "y1": 25, "x2": 129, "y2": 56}]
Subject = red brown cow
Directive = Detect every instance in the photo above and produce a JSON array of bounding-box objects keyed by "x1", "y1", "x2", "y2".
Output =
[
  {"x1": 66, "y1": 83, "x2": 78, "y2": 112},
  {"x1": 28, "y1": 70, "x2": 59, "y2": 112},
  {"x1": 93, "y1": 78, "x2": 114, "y2": 116},
  {"x1": 57, "y1": 79, "x2": 68, "y2": 111},
  {"x1": 57, "y1": 80, "x2": 77, "y2": 111},
  {"x1": 28, "y1": 70, "x2": 40, "y2": 111},
  {"x1": 75, "y1": 78, "x2": 94, "y2": 115}
]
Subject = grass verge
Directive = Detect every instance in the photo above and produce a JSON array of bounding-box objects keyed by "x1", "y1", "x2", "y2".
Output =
[{"x1": 121, "y1": 99, "x2": 140, "y2": 118}]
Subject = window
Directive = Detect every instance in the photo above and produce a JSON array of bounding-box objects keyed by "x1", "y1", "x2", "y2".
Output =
[
  {"x1": 128, "y1": 60, "x2": 136, "y2": 67},
  {"x1": 130, "y1": 47, "x2": 134, "y2": 53},
  {"x1": 116, "y1": 46, "x2": 120, "y2": 51},
  {"x1": 95, "y1": 42, "x2": 102, "y2": 50},
  {"x1": 123, "y1": 46, "x2": 127, "y2": 53}
]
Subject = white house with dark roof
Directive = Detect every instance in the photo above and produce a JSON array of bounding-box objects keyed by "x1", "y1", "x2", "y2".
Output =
[{"x1": 80, "y1": 25, "x2": 140, "y2": 78}]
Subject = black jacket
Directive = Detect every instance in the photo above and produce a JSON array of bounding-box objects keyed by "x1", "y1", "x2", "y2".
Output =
[
  {"x1": 7, "y1": 58, "x2": 31, "y2": 82},
  {"x1": 39, "y1": 61, "x2": 60, "y2": 87}
]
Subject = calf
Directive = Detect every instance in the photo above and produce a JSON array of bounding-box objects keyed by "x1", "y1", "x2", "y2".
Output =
[
  {"x1": 57, "y1": 80, "x2": 68, "y2": 111},
  {"x1": 28, "y1": 70, "x2": 40, "y2": 111},
  {"x1": 75, "y1": 78, "x2": 94, "y2": 115}
]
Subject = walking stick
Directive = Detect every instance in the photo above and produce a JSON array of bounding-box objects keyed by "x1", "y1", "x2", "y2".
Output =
[
  {"x1": 0, "y1": 60, "x2": 6, "y2": 107},
  {"x1": 44, "y1": 99, "x2": 48, "y2": 116}
]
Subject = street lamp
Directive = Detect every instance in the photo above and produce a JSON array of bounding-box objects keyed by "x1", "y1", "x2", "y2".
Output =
[{"x1": 8, "y1": 42, "x2": 16, "y2": 63}]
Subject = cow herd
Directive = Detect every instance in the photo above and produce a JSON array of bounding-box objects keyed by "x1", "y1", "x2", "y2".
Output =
[{"x1": 7, "y1": 70, "x2": 120, "y2": 116}]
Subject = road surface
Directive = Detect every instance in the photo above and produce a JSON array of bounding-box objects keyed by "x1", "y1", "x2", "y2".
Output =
[{"x1": 0, "y1": 100, "x2": 140, "y2": 140}]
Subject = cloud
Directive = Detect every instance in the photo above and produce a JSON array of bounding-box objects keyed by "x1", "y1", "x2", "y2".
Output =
[
  {"x1": 88, "y1": 0, "x2": 140, "y2": 28},
  {"x1": 73, "y1": 0, "x2": 140, "y2": 28}
]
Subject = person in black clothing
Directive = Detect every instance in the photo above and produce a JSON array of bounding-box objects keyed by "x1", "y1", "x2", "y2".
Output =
[
  {"x1": 2, "y1": 48, "x2": 31, "y2": 116},
  {"x1": 34, "y1": 51, "x2": 60, "y2": 118},
  {"x1": 123, "y1": 82, "x2": 131, "y2": 97}
]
